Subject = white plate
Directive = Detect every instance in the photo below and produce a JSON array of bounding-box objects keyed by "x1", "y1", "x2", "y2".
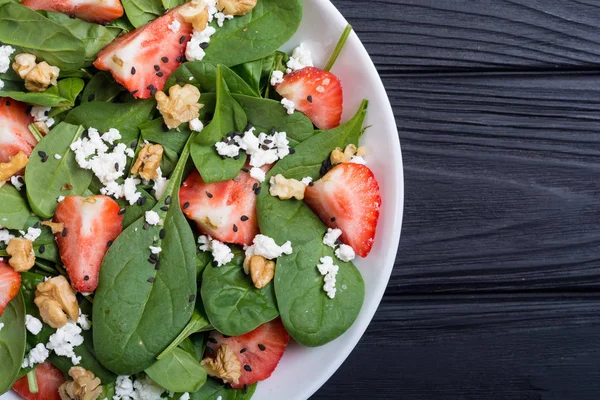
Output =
[{"x1": 2, "y1": 0, "x2": 403, "y2": 399}]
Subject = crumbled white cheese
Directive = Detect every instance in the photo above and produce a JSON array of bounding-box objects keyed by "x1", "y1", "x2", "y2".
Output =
[
  {"x1": 78, "y1": 310, "x2": 92, "y2": 331},
  {"x1": 25, "y1": 314, "x2": 43, "y2": 335},
  {"x1": 54, "y1": 154, "x2": 62, "y2": 160},
  {"x1": 189, "y1": 118, "x2": 204, "y2": 132},
  {"x1": 151, "y1": 167, "x2": 169, "y2": 200},
  {"x1": 0, "y1": 45, "x2": 15, "y2": 73},
  {"x1": 57, "y1": 196, "x2": 65, "y2": 203},
  {"x1": 22, "y1": 343, "x2": 49, "y2": 368},
  {"x1": 215, "y1": 141, "x2": 240, "y2": 158},
  {"x1": 317, "y1": 256, "x2": 339, "y2": 299},
  {"x1": 20, "y1": 227, "x2": 42, "y2": 242},
  {"x1": 10, "y1": 175, "x2": 24, "y2": 191},
  {"x1": 249, "y1": 167, "x2": 265, "y2": 183},
  {"x1": 335, "y1": 244, "x2": 356, "y2": 262},
  {"x1": 145, "y1": 211, "x2": 161, "y2": 226},
  {"x1": 323, "y1": 228, "x2": 342, "y2": 248},
  {"x1": 245, "y1": 234, "x2": 292, "y2": 260},
  {"x1": 30, "y1": 106, "x2": 51, "y2": 122},
  {"x1": 123, "y1": 177, "x2": 142, "y2": 205},
  {"x1": 301, "y1": 176, "x2": 313, "y2": 186},
  {"x1": 216, "y1": 397, "x2": 222, "y2": 400},
  {"x1": 214, "y1": 12, "x2": 233, "y2": 27},
  {"x1": 0, "y1": 229, "x2": 15, "y2": 245},
  {"x1": 0, "y1": 79, "x2": 4, "y2": 90},
  {"x1": 286, "y1": 43, "x2": 314, "y2": 71},
  {"x1": 101, "y1": 128, "x2": 122, "y2": 144},
  {"x1": 270, "y1": 70, "x2": 284, "y2": 86},
  {"x1": 149, "y1": 246, "x2": 162, "y2": 255},
  {"x1": 114, "y1": 376, "x2": 165, "y2": 400},
  {"x1": 168, "y1": 19, "x2": 181, "y2": 33},
  {"x1": 47, "y1": 118, "x2": 55, "y2": 128},
  {"x1": 281, "y1": 98, "x2": 295, "y2": 115},
  {"x1": 0, "y1": 322, "x2": 4, "y2": 332},
  {"x1": 185, "y1": 26, "x2": 217, "y2": 61},
  {"x1": 216, "y1": 127, "x2": 291, "y2": 168},
  {"x1": 198, "y1": 235, "x2": 234, "y2": 267},
  {"x1": 46, "y1": 321, "x2": 84, "y2": 365},
  {"x1": 350, "y1": 155, "x2": 366, "y2": 165},
  {"x1": 179, "y1": 393, "x2": 190, "y2": 400}
]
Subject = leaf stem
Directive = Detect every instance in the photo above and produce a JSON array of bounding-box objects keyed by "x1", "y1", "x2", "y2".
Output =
[
  {"x1": 324, "y1": 24, "x2": 353, "y2": 71},
  {"x1": 28, "y1": 124, "x2": 44, "y2": 143},
  {"x1": 27, "y1": 369, "x2": 38, "y2": 394},
  {"x1": 0, "y1": 250, "x2": 8, "y2": 257}
]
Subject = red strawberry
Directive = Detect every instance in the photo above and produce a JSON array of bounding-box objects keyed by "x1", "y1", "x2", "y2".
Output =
[
  {"x1": 94, "y1": 7, "x2": 192, "y2": 99},
  {"x1": 0, "y1": 97, "x2": 35, "y2": 163},
  {"x1": 275, "y1": 66, "x2": 343, "y2": 130},
  {"x1": 54, "y1": 195, "x2": 123, "y2": 292},
  {"x1": 205, "y1": 319, "x2": 290, "y2": 389},
  {"x1": 304, "y1": 163, "x2": 381, "y2": 257},
  {"x1": 179, "y1": 166, "x2": 269, "y2": 246},
  {"x1": 13, "y1": 362, "x2": 65, "y2": 400},
  {"x1": 0, "y1": 261, "x2": 21, "y2": 317},
  {"x1": 21, "y1": 0, "x2": 124, "y2": 24}
]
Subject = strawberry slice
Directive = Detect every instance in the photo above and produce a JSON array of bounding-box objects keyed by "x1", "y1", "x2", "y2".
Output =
[
  {"x1": 179, "y1": 166, "x2": 269, "y2": 246},
  {"x1": 275, "y1": 66, "x2": 343, "y2": 130},
  {"x1": 21, "y1": 0, "x2": 124, "y2": 24},
  {"x1": 94, "y1": 7, "x2": 192, "y2": 99},
  {"x1": 205, "y1": 318, "x2": 290, "y2": 389},
  {"x1": 0, "y1": 261, "x2": 21, "y2": 318},
  {"x1": 54, "y1": 195, "x2": 123, "y2": 292},
  {"x1": 13, "y1": 362, "x2": 65, "y2": 400},
  {"x1": 0, "y1": 97, "x2": 35, "y2": 163},
  {"x1": 304, "y1": 163, "x2": 381, "y2": 257}
]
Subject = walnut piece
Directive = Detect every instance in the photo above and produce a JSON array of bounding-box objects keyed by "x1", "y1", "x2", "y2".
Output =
[
  {"x1": 201, "y1": 344, "x2": 242, "y2": 384},
  {"x1": 244, "y1": 255, "x2": 275, "y2": 289},
  {"x1": 7, "y1": 238, "x2": 35, "y2": 272},
  {"x1": 12, "y1": 53, "x2": 36, "y2": 79},
  {"x1": 330, "y1": 144, "x2": 361, "y2": 164},
  {"x1": 269, "y1": 174, "x2": 306, "y2": 200},
  {"x1": 180, "y1": 0, "x2": 209, "y2": 31},
  {"x1": 155, "y1": 84, "x2": 202, "y2": 129},
  {"x1": 41, "y1": 221, "x2": 65, "y2": 234},
  {"x1": 218, "y1": 0, "x2": 257, "y2": 15},
  {"x1": 0, "y1": 151, "x2": 28, "y2": 184},
  {"x1": 34, "y1": 276, "x2": 79, "y2": 329},
  {"x1": 131, "y1": 143, "x2": 164, "y2": 181},
  {"x1": 13, "y1": 54, "x2": 60, "y2": 93},
  {"x1": 33, "y1": 121, "x2": 50, "y2": 135},
  {"x1": 58, "y1": 367, "x2": 102, "y2": 400}
]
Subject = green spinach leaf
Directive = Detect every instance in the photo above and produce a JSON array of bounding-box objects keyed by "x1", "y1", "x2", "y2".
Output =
[
  {"x1": 201, "y1": 248, "x2": 278, "y2": 336},
  {"x1": 190, "y1": 378, "x2": 256, "y2": 400},
  {"x1": 81, "y1": 72, "x2": 125, "y2": 104},
  {"x1": 0, "y1": 292, "x2": 26, "y2": 394},
  {"x1": 25, "y1": 122, "x2": 93, "y2": 219},
  {"x1": 204, "y1": 0, "x2": 302, "y2": 67},
  {"x1": 0, "y1": 3, "x2": 85, "y2": 71},
  {"x1": 122, "y1": 0, "x2": 164, "y2": 28},
  {"x1": 167, "y1": 62, "x2": 258, "y2": 97},
  {"x1": 231, "y1": 52, "x2": 282, "y2": 96},
  {"x1": 179, "y1": 333, "x2": 206, "y2": 361},
  {"x1": 255, "y1": 101, "x2": 368, "y2": 346},
  {"x1": 0, "y1": 78, "x2": 85, "y2": 108},
  {"x1": 93, "y1": 139, "x2": 197, "y2": 375},
  {"x1": 0, "y1": 184, "x2": 31, "y2": 230},
  {"x1": 140, "y1": 119, "x2": 190, "y2": 156},
  {"x1": 161, "y1": 0, "x2": 186, "y2": 9},
  {"x1": 146, "y1": 347, "x2": 207, "y2": 393},
  {"x1": 116, "y1": 187, "x2": 157, "y2": 229}
]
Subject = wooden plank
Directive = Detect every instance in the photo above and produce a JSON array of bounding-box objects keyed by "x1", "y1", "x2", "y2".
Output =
[
  {"x1": 384, "y1": 71, "x2": 600, "y2": 293},
  {"x1": 314, "y1": 294, "x2": 600, "y2": 399},
  {"x1": 331, "y1": 0, "x2": 600, "y2": 71}
]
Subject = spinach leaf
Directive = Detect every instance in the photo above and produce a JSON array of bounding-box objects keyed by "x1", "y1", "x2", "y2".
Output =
[
  {"x1": 232, "y1": 94, "x2": 314, "y2": 147},
  {"x1": 161, "y1": 0, "x2": 186, "y2": 9},
  {"x1": 65, "y1": 100, "x2": 155, "y2": 146},
  {"x1": 140, "y1": 119, "x2": 190, "y2": 156},
  {"x1": 20, "y1": 217, "x2": 60, "y2": 263},
  {"x1": 204, "y1": 0, "x2": 302, "y2": 67},
  {"x1": 190, "y1": 378, "x2": 256, "y2": 400},
  {"x1": 255, "y1": 101, "x2": 368, "y2": 346},
  {"x1": 145, "y1": 347, "x2": 207, "y2": 393},
  {"x1": 231, "y1": 52, "x2": 281, "y2": 96},
  {"x1": 167, "y1": 62, "x2": 258, "y2": 97},
  {"x1": 122, "y1": 0, "x2": 164, "y2": 28},
  {"x1": 196, "y1": 250, "x2": 212, "y2": 278},
  {"x1": 0, "y1": 184, "x2": 31, "y2": 230},
  {"x1": 191, "y1": 67, "x2": 247, "y2": 183},
  {"x1": 81, "y1": 72, "x2": 125, "y2": 104},
  {"x1": 201, "y1": 248, "x2": 278, "y2": 336},
  {"x1": 0, "y1": 292, "x2": 26, "y2": 395},
  {"x1": 25, "y1": 122, "x2": 93, "y2": 219},
  {"x1": 44, "y1": 12, "x2": 120, "y2": 66},
  {"x1": 0, "y1": 78, "x2": 85, "y2": 107},
  {"x1": 0, "y1": 3, "x2": 85, "y2": 71},
  {"x1": 93, "y1": 139, "x2": 197, "y2": 375},
  {"x1": 179, "y1": 333, "x2": 206, "y2": 361},
  {"x1": 116, "y1": 187, "x2": 157, "y2": 229}
]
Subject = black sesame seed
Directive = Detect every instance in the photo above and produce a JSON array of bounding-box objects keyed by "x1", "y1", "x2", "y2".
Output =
[
  {"x1": 148, "y1": 277, "x2": 155, "y2": 283},
  {"x1": 33, "y1": 222, "x2": 39, "y2": 229},
  {"x1": 241, "y1": 167, "x2": 249, "y2": 173},
  {"x1": 254, "y1": 187, "x2": 262, "y2": 195},
  {"x1": 5, "y1": 100, "x2": 10, "y2": 106},
  {"x1": 118, "y1": 208, "x2": 126, "y2": 215},
  {"x1": 269, "y1": 127, "x2": 276, "y2": 135},
  {"x1": 155, "y1": 262, "x2": 160, "y2": 270},
  {"x1": 330, "y1": 217, "x2": 336, "y2": 222},
  {"x1": 258, "y1": 343, "x2": 266, "y2": 351},
  {"x1": 205, "y1": 191, "x2": 213, "y2": 198},
  {"x1": 154, "y1": 65, "x2": 160, "y2": 71},
  {"x1": 223, "y1": 383, "x2": 232, "y2": 390},
  {"x1": 189, "y1": 294, "x2": 196, "y2": 302},
  {"x1": 62, "y1": 228, "x2": 68, "y2": 237},
  {"x1": 176, "y1": 55, "x2": 186, "y2": 62},
  {"x1": 131, "y1": 66, "x2": 136, "y2": 75},
  {"x1": 107, "y1": 240, "x2": 113, "y2": 247},
  {"x1": 240, "y1": 348, "x2": 247, "y2": 353},
  {"x1": 206, "y1": 346, "x2": 215, "y2": 355},
  {"x1": 241, "y1": 215, "x2": 249, "y2": 221},
  {"x1": 161, "y1": 57, "x2": 169, "y2": 63},
  {"x1": 159, "y1": 229, "x2": 165, "y2": 239},
  {"x1": 156, "y1": 71, "x2": 164, "y2": 77},
  {"x1": 165, "y1": 195, "x2": 172, "y2": 205},
  {"x1": 84, "y1": 275, "x2": 89, "y2": 281},
  {"x1": 114, "y1": 162, "x2": 119, "y2": 170},
  {"x1": 183, "y1": 202, "x2": 190, "y2": 209},
  {"x1": 41, "y1": 156, "x2": 48, "y2": 163},
  {"x1": 88, "y1": 93, "x2": 95, "y2": 102},
  {"x1": 208, "y1": 337, "x2": 217, "y2": 344},
  {"x1": 307, "y1": 95, "x2": 313, "y2": 103},
  {"x1": 44, "y1": 110, "x2": 49, "y2": 117},
  {"x1": 308, "y1": 181, "x2": 314, "y2": 186},
  {"x1": 39, "y1": 245, "x2": 46, "y2": 254},
  {"x1": 263, "y1": 139, "x2": 272, "y2": 144},
  {"x1": 200, "y1": 42, "x2": 209, "y2": 49},
  {"x1": 38, "y1": 151, "x2": 47, "y2": 158},
  {"x1": 160, "y1": 205, "x2": 169, "y2": 211},
  {"x1": 233, "y1": 224, "x2": 238, "y2": 232},
  {"x1": 147, "y1": 84, "x2": 155, "y2": 90},
  {"x1": 149, "y1": 252, "x2": 158, "y2": 260},
  {"x1": 143, "y1": 222, "x2": 150, "y2": 230},
  {"x1": 261, "y1": 144, "x2": 270, "y2": 151},
  {"x1": 150, "y1": 88, "x2": 157, "y2": 96},
  {"x1": 138, "y1": 196, "x2": 147, "y2": 206},
  {"x1": 179, "y1": 35, "x2": 186, "y2": 44},
  {"x1": 244, "y1": 365, "x2": 252, "y2": 372},
  {"x1": 243, "y1": 384, "x2": 248, "y2": 394},
  {"x1": 131, "y1": 90, "x2": 139, "y2": 95},
  {"x1": 245, "y1": 123, "x2": 253, "y2": 131},
  {"x1": 320, "y1": 158, "x2": 332, "y2": 175},
  {"x1": 212, "y1": 260, "x2": 219, "y2": 267},
  {"x1": 148, "y1": 257, "x2": 157, "y2": 264},
  {"x1": 252, "y1": 183, "x2": 259, "y2": 191}
]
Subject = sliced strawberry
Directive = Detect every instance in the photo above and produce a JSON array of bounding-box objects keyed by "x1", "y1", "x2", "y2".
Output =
[
  {"x1": 179, "y1": 166, "x2": 270, "y2": 246},
  {"x1": 0, "y1": 261, "x2": 21, "y2": 318},
  {"x1": 304, "y1": 163, "x2": 381, "y2": 257},
  {"x1": 22, "y1": 0, "x2": 124, "y2": 24},
  {"x1": 0, "y1": 97, "x2": 35, "y2": 163},
  {"x1": 94, "y1": 7, "x2": 192, "y2": 99},
  {"x1": 54, "y1": 195, "x2": 123, "y2": 292},
  {"x1": 275, "y1": 66, "x2": 343, "y2": 130},
  {"x1": 13, "y1": 362, "x2": 65, "y2": 400},
  {"x1": 205, "y1": 318, "x2": 290, "y2": 389}
]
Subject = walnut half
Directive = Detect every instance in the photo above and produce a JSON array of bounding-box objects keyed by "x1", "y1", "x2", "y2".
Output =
[
  {"x1": 6, "y1": 238, "x2": 35, "y2": 272},
  {"x1": 201, "y1": 344, "x2": 242, "y2": 384},
  {"x1": 218, "y1": 0, "x2": 257, "y2": 15},
  {"x1": 0, "y1": 151, "x2": 28, "y2": 184},
  {"x1": 269, "y1": 174, "x2": 306, "y2": 200},
  {"x1": 131, "y1": 143, "x2": 163, "y2": 181},
  {"x1": 179, "y1": 0, "x2": 209, "y2": 31},
  {"x1": 243, "y1": 255, "x2": 275, "y2": 289},
  {"x1": 155, "y1": 84, "x2": 202, "y2": 129},
  {"x1": 58, "y1": 367, "x2": 102, "y2": 400},
  {"x1": 13, "y1": 53, "x2": 60, "y2": 93},
  {"x1": 34, "y1": 276, "x2": 79, "y2": 329}
]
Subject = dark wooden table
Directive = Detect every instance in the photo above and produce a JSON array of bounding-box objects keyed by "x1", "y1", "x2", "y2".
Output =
[{"x1": 315, "y1": 1, "x2": 600, "y2": 398}]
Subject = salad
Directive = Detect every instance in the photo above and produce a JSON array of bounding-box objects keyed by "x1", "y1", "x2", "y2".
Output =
[{"x1": 0, "y1": 0, "x2": 382, "y2": 399}]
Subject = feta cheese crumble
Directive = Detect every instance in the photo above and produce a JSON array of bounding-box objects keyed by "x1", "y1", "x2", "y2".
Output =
[
  {"x1": 281, "y1": 98, "x2": 296, "y2": 115},
  {"x1": 335, "y1": 244, "x2": 356, "y2": 262},
  {"x1": 46, "y1": 321, "x2": 84, "y2": 365},
  {"x1": 317, "y1": 256, "x2": 339, "y2": 299},
  {"x1": 350, "y1": 155, "x2": 366, "y2": 165},
  {"x1": 0, "y1": 45, "x2": 15, "y2": 73},
  {"x1": 270, "y1": 70, "x2": 284, "y2": 86},
  {"x1": 323, "y1": 228, "x2": 342, "y2": 248},
  {"x1": 245, "y1": 234, "x2": 292, "y2": 260},
  {"x1": 113, "y1": 375, "x2": 166, "y2": 400},
  {"x1": 179, "y1": 393, "x2": 190, "y2": 400},
  {"x1": 214, "y1": 12, "x2": 233, "y2": 27},
  {"x1": 0, "y1": 322, "x2": 4, "y2": 332},
  {"x1": 168, "y1": 19, "x2": 181, "y2": 32},
  {"x1": 31, "y1": 106, "x2": 51, "y2": 122},
  {"x1": 10, "y1": 175, "x2": 24, "y2": 191},
  {"x1": 149, "y1": 246, "x2": 162, "y2": 255},
  {"x1": 301, "y1": 176, "x2": 313, "y2": 186},
  {"x1": 145, "y1": 210, "x2": 161, "y2": 226},
  {"x1": 185, "y1": 26, "x2": 217, "y2": 61},
  {"x1": 57, "y1": 196, "x2": 65, "y2": 203},
  {"x1": 20, "y1": 226, "x2": 42, "y2": 242},
  {"x1": 286, "y1": 43, "x2": 314, "y2": 71},
  {"x1": 54, "y1": 154, "x2": 62, "y2": 160},
  {"x1": 249, "y1": 167, "x2": 266, "y2": 183},
  {"x1": 0, "y1": 229, "x2": 15, "y2": 245},
  {"x1": 189, "y1": 118, "x2": 204, "y2": 132},
  {"x1": 216, "y1": 127, "x2": 291, "y2": 168},
  {"x1": 78, "y1": 311, "x2": 92, "y2": 331},
  {"x1": 198, "y1": 235, "x2": 234, "y2": 266},
  {"x1": 22, "y1": 343, "x2": 49, "y2": 368},
  {"x1": 25, "y1": 314, "x2": 43, "y2": 335}
]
